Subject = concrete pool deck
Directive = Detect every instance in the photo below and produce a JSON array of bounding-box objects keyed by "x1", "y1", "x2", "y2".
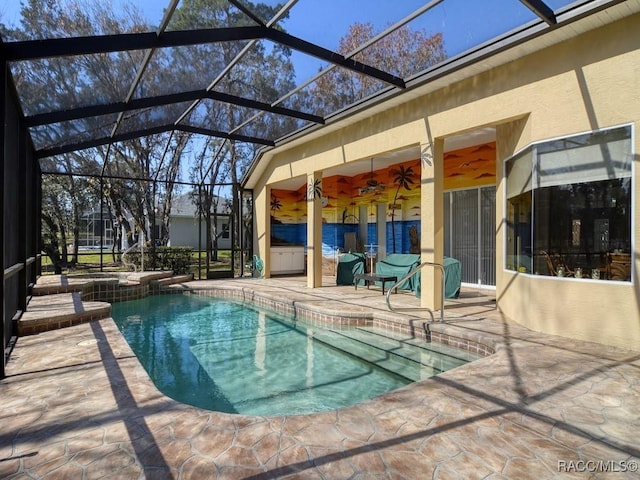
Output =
[{"x1": 2, "y1": 276, "x2": 639, "y2": 479}]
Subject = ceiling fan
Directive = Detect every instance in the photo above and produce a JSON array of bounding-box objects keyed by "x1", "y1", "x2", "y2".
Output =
[{"x1": 359, "y1": 158, "x2": 385, "y2": 195}]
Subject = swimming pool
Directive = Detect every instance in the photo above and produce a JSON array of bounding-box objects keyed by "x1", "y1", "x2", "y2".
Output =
[{"x1": 111, "y1": 294, "x2": 481, "y2": 416}]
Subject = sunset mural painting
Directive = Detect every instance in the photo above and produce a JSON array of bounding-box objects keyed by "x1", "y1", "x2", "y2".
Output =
[
  {"x1": 269, "y1": 143, "x2": 496, "y2": 253},
  {"x1": 443, "y1": 143, "x2": 496, "y2": 190}
]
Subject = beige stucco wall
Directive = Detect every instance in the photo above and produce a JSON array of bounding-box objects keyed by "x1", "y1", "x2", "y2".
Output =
[
  {"x1": 489, "y1": 16, "x2": 640, "y2": 350},
  {"x1": 250, "y1": 13, "x2": 640, "y2": 349}
]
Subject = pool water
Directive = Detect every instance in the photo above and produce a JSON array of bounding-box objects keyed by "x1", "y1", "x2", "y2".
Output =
[{"x1": 111, "y1": 295, "x2": 480, "y2": 415}]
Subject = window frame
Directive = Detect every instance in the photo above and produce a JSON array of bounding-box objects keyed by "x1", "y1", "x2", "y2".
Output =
[{"x1": 503, "y1": 123, "x2": 634, "y2": 282}]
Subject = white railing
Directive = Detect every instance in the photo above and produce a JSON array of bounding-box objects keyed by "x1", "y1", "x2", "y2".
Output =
[
  {"x1": 385, "y1": 261, "x2": 446, "y2": 322},
  {"x1": 121, "y1": 232, "x2": 144, "y2": 272}
]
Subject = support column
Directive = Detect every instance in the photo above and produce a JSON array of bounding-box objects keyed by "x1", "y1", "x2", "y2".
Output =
[
  {"x1": 358, "y1": 205, "x2": 368, "y2": 248},
  {"x1": 420, "y1": 139, "x2": 445, "y2": 311},
  {"x1": 376, "y1": 203, "x2": 386, "y2": 260},
  {"x1": 17, "y1": 112, "x2": 27, "y2": 313},
  {"x1": 307, "y1": 172, "x2": 323, "y2": 288},
  {"x1": 258, "y1": 186, "x2": 270, "y2": 277},
  {"x1": 36, "y1": 166, "x2": 42, "y2": 275},
  {"x1": 1, "y1": 57, "x2": 6, "y2": 379}
]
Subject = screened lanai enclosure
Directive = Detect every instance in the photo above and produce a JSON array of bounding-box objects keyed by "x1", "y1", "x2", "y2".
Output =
[{"x1": 2, "y1": 0, "x2": 616, "y2": 377}]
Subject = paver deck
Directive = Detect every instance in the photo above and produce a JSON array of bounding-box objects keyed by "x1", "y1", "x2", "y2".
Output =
[
  {"x1": 17, "y1": 293, "x2": 111, "y2": 335},
  {"x1": 2, "y1": 276, "x2": 639, "y2": 479}
]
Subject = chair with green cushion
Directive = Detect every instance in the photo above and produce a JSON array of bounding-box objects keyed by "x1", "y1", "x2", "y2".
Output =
[
  {"x1": 375, "y1": 254, "x2": 421, "y2": 291},
  {"x1": 336, "y1": 252, "x2": 366, "y2": 286}
]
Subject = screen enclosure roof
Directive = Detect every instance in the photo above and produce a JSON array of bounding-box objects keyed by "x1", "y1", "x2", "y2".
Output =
[{"x1": 0, "y1": 0, "x2": 634, "y2": 181}]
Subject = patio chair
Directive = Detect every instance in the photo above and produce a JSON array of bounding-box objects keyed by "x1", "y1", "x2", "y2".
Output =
[
  {"x1": 336, "y1": 252, "x2": 366, "y2": 286},
  {"x1": 606, "y1": 252, "x2": 631, "y2": 281},
  {"x1": 541, "y1": 251, "x2": 574, "y2": 277}
]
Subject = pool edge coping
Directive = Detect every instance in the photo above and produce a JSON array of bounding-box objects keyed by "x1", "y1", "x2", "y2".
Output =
[{"x1": 156, "y1": 284, "x2": 496, "y2": 358}]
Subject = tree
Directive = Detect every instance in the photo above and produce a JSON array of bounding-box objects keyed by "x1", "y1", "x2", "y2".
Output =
[
  {"x1": 389, "y1": 165, "x2": 417, "y2": 253},
  {"x1": 311, "y1": 22, "x2": 446, "y2": 115},
  {"x1": 189, "y1": 137, "x2": 232, "y2": 265},
  {"x1": 174, "y1": 0, "x2": 297, "y2": 266},
  {"x1": 38, "y1": 155, "x2": 98, "y2": 264},
  {"x1": 3, "y1": 0, "x2": 191, "y2": 265},
  {"x1": 270, "y1": 195, "x2": 282, "y2": 224},
  {"x1": 40, "y1": 175, "x2": 73, "y2": 272}
]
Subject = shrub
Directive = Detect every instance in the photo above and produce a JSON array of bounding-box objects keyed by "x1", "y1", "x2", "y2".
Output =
[
  {"x1": 155, "y1": 246, "x2": 193, "y2": 274},
  {"x1": 124, "y1": 246, "x2": 193, "y2": 274}
]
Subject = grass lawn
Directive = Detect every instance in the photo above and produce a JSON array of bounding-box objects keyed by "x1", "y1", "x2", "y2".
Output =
[{"x1": 40, "y1": 249, "x2": 240, "y2": 278}]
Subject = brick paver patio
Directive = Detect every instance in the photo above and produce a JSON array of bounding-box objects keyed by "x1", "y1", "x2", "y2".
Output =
[{"x1": 1, "y1": 277, "x2": 638, "y2": 479}]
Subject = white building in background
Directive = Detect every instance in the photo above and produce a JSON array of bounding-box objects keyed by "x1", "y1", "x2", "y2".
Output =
[{"x1": 169, "y1": 192, "x2": 232, "y2": 250}]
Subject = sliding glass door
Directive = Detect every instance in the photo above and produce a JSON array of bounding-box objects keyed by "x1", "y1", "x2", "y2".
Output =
[{"x1": 444, "y1": 186, "x2": 496, "y2": 287}]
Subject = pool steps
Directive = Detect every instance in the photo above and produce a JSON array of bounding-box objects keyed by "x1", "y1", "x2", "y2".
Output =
[
  {"x1": 310, "y1": 325, "x2": 481, "y2": 382},
  {"x1": 178, "y1": 287, "x2": 495, "y2": 359},
  {"x1": 19, "y1": 271, "x2": 192, "y2": 335},
  {"x1": 17, "y1": 293, "x2": 112, "y2": 335}
]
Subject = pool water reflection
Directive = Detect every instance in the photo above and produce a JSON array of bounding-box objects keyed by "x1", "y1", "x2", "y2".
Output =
[{"x1": 112, "y1": 294, "x2": 476, "y2": 415}]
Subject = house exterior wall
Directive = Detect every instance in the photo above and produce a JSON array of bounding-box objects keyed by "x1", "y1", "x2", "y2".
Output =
[
  {"x1": 490, "y1": 17, "x2": 639, "y2": 350},
  {"x1": 169, "y1": 217, "x2": 232, "y2": 250},
  {"x1": 250, "y1": 13, "x2": 639, "y2": 349},
  {"x1": 170, "y1": 217, "x2": 204, "y2": 248}
]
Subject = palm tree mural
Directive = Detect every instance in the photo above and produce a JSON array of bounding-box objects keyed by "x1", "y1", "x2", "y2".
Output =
[
  {"x1": 270, "y1": 195, "x2": 282, "y2": 224},
  {"x1": 308, "y1": 178, "x2": 322, "y2": 200},
  {"x1": 389, "y1": 165, "x2": 417, "y2": 253}
]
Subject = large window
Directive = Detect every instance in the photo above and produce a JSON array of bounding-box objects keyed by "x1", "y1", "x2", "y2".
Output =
[{"x1": 506, "y1": 126, "x2": 632, "y2": 281}]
